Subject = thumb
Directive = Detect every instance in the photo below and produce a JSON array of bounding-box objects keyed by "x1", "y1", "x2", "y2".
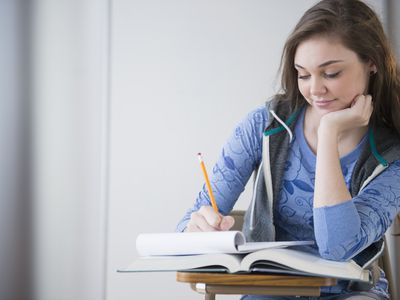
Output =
[{"x1": 219, "y1": 215, "x2": 235, "y2": 231}]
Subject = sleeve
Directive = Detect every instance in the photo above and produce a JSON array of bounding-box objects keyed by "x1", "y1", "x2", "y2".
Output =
[
  {"x1": 176, "y1": 106, "x2": 267, "y2": 232},
  {"x1": 313, "y1": 160, "x2": 400, "y2": 261}
]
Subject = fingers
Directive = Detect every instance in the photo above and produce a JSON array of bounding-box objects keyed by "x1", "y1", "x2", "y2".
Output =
[
  {"x1": 352, "y1": 94, "x2": 371, "y2": 107},
  {"x1": 187, "y1": 210, "x2": 219, "y2": 232},
  {"x1": 364, "y1": 95, "x2": 373, "y2": 123},
  {"x1": 199, "y1": 206, "x2": 222, "y2": 228},
  {"x1": 320, "y1": 94, "x2": 374, "y2": 135},
  {"x1": 220, "y1": 215, "x2": 235, "y2": 231},
  {"x1": 352, "y1": 94, "x2": 373, "y2": 125},
  {"x1": 185, "y1": 206, "x2": 235, "y2": 232}
]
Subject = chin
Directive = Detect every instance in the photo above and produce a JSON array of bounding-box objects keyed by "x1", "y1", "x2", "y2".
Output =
[{"x1": 313, "y1": 109, "x2": 334, "y2": 118}]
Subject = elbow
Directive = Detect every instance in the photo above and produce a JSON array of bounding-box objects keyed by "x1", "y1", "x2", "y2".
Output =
[
  {"x1": 317, "y1": 246, "x2": 352, "y2": 261},
  {"x1": 313, "y1": 202, "x2": 362, "y2": 261},
  {"x1": 316, "y1": 235, "x2": 364, "y2": 262}
]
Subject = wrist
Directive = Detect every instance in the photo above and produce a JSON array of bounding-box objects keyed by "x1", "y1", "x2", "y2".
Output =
[{"x1": 318, "y1": 120, "x2": 339, "y2": 140}]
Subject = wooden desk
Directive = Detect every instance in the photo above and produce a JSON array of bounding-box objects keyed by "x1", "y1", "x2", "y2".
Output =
[{"x1": 177, "y1": 272, "x2": 337, "y2": 300}]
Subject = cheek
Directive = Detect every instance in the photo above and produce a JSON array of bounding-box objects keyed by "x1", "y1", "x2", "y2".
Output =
[
  {"x1": 332, "y1": 80, "x2": 363, "y2": 101},
  {"x1": 336, "y1": 71, "x2": 369, "y2": 96},
  {"x1": 297, "y1": 81, "x2": 309, "y2": 98}
]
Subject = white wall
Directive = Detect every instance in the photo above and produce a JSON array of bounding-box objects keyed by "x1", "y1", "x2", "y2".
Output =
[
  {"x1": 31, "y1": 0, "x2": 109, "y2": 299},
  {"x1": 107, "y1": 1, "x2": 317, "y2": 300}
]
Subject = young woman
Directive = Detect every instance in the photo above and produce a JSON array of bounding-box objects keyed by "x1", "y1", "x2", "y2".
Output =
[{"x1": 177, "y1": 1, "x2": 400, "y2": 299}]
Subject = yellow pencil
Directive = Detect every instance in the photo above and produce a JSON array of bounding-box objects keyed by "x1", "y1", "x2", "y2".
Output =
[{"x1": 197, "y1": 153, "x2": 219, "y2": 213}]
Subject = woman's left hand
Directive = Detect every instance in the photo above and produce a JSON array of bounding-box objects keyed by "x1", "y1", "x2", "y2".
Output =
[{"x1": 319, "y1": 94, "x2": 373, "y2": 136}]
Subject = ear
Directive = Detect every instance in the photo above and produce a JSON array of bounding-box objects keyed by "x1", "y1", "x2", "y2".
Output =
[{"x1": 368, "y1": 61, "x2": 377, "y2": 75}]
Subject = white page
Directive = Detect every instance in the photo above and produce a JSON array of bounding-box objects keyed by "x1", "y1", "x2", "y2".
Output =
[
  {"x1": 120, "y1": 253, "x2": 244, "y2": 273},
  {"x1": 240, "y1": 248, "x2": 370, "y2": 282},
  {"x1": 136, "y1": 231, "x2": 245, "y2": 256},
  {"x1": 238, "y1": 240, "x2": 314, "y2": 252}
]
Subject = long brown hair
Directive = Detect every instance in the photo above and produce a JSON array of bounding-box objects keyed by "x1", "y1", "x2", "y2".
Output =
[{"x1": 277, "y1": 0, "x2": 400, "y2": 136}]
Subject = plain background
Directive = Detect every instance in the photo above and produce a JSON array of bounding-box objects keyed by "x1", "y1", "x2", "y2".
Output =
[{"x1": 1, "y1": 1, "x2": 398, "y2": 300}]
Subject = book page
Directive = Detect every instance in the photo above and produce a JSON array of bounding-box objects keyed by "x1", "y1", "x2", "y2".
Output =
[
  {"x1": 238, "y1": 240, "x2": 314, "y2": 252},
  {"x1": 239, "y1": 248, "x2": 370, "y2": 282},
  {"x1": 136, "y1": 231, "x2": 245, "y2": 256},
  {"x1": 120, "y1": 253, "x2": 244, "y2": 273}
]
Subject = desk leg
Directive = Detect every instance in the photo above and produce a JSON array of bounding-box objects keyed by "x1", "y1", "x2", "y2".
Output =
[
  {"x1": 205, "y1": 293, "x2": 215, "y2": 300},
  {"x1": 190, "y1": 283, "x2": 216, "y2": 300}
]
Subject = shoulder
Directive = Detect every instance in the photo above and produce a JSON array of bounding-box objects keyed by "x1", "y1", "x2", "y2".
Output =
[
  {"x1": 238, "y1": 98, "x2": 295, "y2": 134},
  {"x1": 355, "y1": 160, "x2": 400, "y2": 212},
  {"x1": 265, "y1": 97, "x2": 296, "y2": 120},
  {"x1": 378, "y1": 160, "x2": 400, "y2": 180},
  {"x1": 247, "y1": 97, "x2": 291, "y2": 120},
  {"x1": 230, "y1": 105, "x2": 268, "y2": 146},
  {"x1": 235, "y1": 104, "x2": 268, "y2": 131},
  {"x1": 245, "y1": 105, "x2": 268, "y2": 123},
  {"x1": 361, "y1": 160, "x2": 400, "y2": 194}
]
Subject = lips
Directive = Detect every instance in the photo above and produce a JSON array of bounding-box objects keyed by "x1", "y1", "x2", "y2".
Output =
[
  {"x1": 313, "y1": 99, "x2": 336, "y2": 108},
  {"x1": 314, "y1": 99, "x2": 335, "y2": 104}
]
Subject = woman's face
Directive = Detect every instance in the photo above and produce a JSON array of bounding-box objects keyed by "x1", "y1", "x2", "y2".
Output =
[{"x1": 294, "y1": 36, "x2": 375, "y2": 116}]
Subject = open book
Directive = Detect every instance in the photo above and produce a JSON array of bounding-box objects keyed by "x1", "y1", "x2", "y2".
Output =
[
  {"x1": 135, "y1": 231, "x2": 314, "y2": 256},
  {"x1": 119, "y1": 231, "x2": 380, "y2": 283}
]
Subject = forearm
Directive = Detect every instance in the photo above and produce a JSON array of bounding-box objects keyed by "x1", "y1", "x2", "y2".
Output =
[
  {"x1": 313, "y1": 129, "x2": 361, "y2": 259},
  {"x1": 314, "y1": 125, "x2": 352, "y2": 208}
]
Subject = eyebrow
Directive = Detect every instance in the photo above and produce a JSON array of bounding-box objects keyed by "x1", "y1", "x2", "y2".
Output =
[{"x1": 294, "y1": 60, "x2": 344, "y2": 69}]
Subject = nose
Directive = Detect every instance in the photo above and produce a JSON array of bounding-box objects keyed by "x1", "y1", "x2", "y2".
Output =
[{"x1": 310, "y1": 77, "x2": 327, "y2": 96}]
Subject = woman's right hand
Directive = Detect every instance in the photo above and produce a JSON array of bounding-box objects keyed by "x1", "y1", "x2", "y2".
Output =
[
  {"x1": 185, "y1": 206, "x2": 235, "y2": 232},
  {"x1": 319, "y1": 94, "x2": 373, "y2": 136}
]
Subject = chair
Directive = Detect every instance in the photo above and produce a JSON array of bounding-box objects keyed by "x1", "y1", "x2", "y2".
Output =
[{"x1": 384, "y1": 213, "x2": 400, "y2": 300}]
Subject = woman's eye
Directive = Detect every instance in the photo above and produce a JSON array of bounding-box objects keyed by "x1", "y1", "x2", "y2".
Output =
[
  {"x1": 298, "y1": 74, "x2": 310, "y2": 80},
  {"x1": 324, "y1": 71, "x2": 341, "y2": 79}
]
